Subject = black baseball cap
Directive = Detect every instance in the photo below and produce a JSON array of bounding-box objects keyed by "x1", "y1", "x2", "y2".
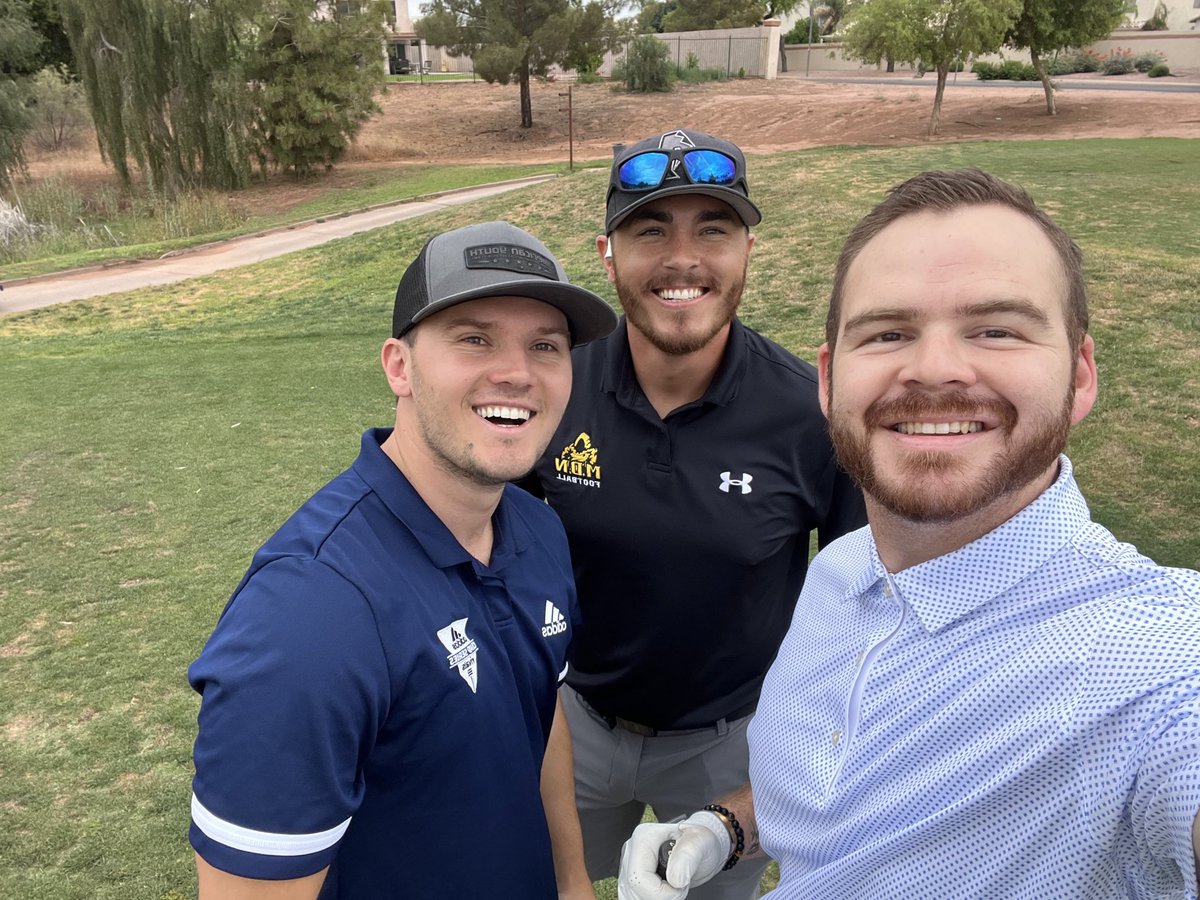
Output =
[
  {"x1": 393, "y1": 221, "x2": 617, "y2": 346},
  {"x1": 605, "y1": 129, "x2": 762, "y2": 233}
]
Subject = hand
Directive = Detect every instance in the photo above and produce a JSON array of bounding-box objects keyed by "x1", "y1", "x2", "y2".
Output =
[{"x1": 616, "y1": 811, "x2": 730, "y2": 900}]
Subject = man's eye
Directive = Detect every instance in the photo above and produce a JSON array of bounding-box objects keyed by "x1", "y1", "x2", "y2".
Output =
[
  {"x1": 872, "y1": 331, "x2": 904, "y2": 343},
  {"x1": 979, "y1": 328, "x2": 1012, "y2": 339},
  {"x1": 532, "y1": 341, "x2": 562, "y2": 353}
]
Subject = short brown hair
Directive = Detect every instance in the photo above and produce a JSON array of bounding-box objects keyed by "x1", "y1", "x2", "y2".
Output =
[{"x1": 826, "y1": 169, "x2": 1088, "y2": 353}]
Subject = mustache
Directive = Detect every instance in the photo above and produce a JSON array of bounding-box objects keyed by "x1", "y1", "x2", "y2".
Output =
[{"x1": 863, "y1": 391, "x2": 1018, "y2": 430}]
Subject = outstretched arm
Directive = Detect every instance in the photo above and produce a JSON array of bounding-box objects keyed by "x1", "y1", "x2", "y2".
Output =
[
  {"x1": 541, "y1": 693, "x2": 595, "y2": 900},
  {"x1": 196, "y1": 855, "x2": 327, "y2": 900},
  {"x1": 617, "y1": 783, "x2": 764, "y2": 900}
]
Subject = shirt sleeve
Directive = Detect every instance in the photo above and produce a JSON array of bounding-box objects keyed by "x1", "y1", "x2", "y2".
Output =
[
  {"x1": 1131, "y1": 705, "x2": 1200, "y2": 897},
  {"x1": 188, "y1": 557, "x2": 390, "y2": 880}
]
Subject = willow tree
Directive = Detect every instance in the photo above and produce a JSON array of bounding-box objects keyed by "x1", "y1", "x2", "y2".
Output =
[
  {"x1": 0, "y1": 0, "x2": 43, "y2": 187},
  {"x1": 844, "y1": 0, "x2": 1021, "y2": 136},
  {"x1": 58, "y1": 0, "x2": 256, "y2": 194}
]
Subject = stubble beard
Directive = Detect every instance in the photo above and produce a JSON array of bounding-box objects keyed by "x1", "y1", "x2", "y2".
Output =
[
  {"x1": 827, "y1": 387, "x2": 1074, "y2": 523},
  {"x1": 409, "y1": 362, "x2": 537, "y2": 489},
  {"x1": 612, "y1": 262, "x2": 747, "y2": 356}
]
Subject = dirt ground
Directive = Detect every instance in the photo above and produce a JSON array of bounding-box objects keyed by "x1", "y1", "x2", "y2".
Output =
[
  {"x1": 351, "y1": 70, "x2": 1200, "y2": 165},
  {"x1": 21, "y1": 70, "x2": 1200, "y2": 216}
]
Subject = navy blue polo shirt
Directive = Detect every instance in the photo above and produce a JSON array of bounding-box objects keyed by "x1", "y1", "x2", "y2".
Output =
[
  {"x1": 524, "y1": 318, "x2": 866, "y2": 730},
  {"x1": 190, "y1": 429, "x2": 577, "y2": 898}
]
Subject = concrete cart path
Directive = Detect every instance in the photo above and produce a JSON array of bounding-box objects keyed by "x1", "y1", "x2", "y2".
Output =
[{"x1": 0, "y1": 174, "x2": 557, "y2": 316}]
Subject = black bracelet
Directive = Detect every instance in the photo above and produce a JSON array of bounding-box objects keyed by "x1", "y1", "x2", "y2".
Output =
[{"x1": 702, "y1": 803, "x2": 745, "y2": 871}]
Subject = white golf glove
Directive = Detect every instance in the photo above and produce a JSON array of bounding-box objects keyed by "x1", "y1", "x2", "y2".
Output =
[{"x1": 616, "y1": 810, "x2": 731, "y2": 900}]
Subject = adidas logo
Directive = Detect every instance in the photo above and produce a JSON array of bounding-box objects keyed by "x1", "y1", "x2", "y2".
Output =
[{"x1": 542, "y1": 601, "x2": 567, "y2": 638}]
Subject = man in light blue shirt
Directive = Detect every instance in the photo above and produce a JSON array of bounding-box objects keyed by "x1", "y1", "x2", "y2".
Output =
[{"x1": 616, "y1": 169, "x2": 1200, "y2": 899}]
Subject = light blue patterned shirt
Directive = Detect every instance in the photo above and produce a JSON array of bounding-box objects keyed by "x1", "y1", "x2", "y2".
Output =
[{"x1": 749, "y1": 456, "x2": 1200, "y2": 899}]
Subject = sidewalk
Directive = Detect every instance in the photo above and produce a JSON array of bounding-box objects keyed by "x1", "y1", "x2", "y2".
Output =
[{"x1": 0, "y1": 174, "x2": 557, "y2": 316}]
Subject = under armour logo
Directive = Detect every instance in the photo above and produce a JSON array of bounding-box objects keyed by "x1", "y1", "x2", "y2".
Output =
[{"x1": 719, "y1": 472, "x2": 753, "y2": 494}]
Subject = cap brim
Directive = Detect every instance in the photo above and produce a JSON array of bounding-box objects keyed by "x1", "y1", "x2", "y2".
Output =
[
  {"x1": 409, "y1": 280, "x2": 618, "y2": 346},
  {"x1": 607, "y1": 184, "x2": 763, "y2": 233}
]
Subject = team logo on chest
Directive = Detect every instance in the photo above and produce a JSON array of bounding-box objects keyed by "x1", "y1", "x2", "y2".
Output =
[
  {"x1": 554, "y1": 432, "x2": 602, "y2": 488},
  {"x1": 436, "y1": 617, "x2": 479, "y2": 693}
]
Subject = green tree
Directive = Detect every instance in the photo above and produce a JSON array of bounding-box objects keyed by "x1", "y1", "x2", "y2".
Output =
[
  {"x1": 418, "y1": 0, "x2": 620, "y2": 129},
  {"x1": 26, "y1": 64, "x2": 88, "y2": 152},
  {"x1": 621, "y1": 32, "x2": 673, "y2": 90},
  {"x1": 661, "y1": 0, "x2": 766, "y2": 31},
  {"x1": 248, "y1": 0, "x2": 387, "y2": 178},
  {"x1": 27, "y1": 0, "x2": 74, "y2": 72},
  {"x1": 0, "y1": 0, "x2": 43, "y2": 187},
  {"x1": 1007, "y1": 0, "x2": 1130, "y2": 115},
  {"x1": 58, "y1": 0, "x2": 257, "y2": 195},
  {"x1": 844, "y1": 0, "x2": 1020, "y2": 135},
  {"x1": 634, "y1": 0, "x2": 677, "y2": 32}
]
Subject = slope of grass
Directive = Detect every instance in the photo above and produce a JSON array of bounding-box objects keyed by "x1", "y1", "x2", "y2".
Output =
[{"x1": 0, "y1": 138, "x2": 1196, "y2": 899}]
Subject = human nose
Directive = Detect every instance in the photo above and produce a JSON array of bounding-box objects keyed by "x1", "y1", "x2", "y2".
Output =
[
  {"x1": 487, "y1": 344, "x2": 535, "y2": 387},
  {"x1": 898, "y1": 331, "x2": 977, "y2": 389},
  {"x1": 661, "y1": 232, "x2": 702, "y2": 270}
]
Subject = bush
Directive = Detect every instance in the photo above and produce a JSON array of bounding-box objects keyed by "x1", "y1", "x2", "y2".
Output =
[
  {"x1": 674, "y1": 65, "x2": 726, "y2": 85},
  {"x1": 1148, "y1": 62, "x2": 1171, "y2": 77},
  {"x1": 974, "y1": 60, "x2": 1037, "y2": 81},
  {"x1": 684, "y1": 51, "x2": 699, "y2": 70},
  {"x1": 26, "y1": 67, "x2": 90, "y2": 153},
  {"x1": 1055, "y1": 48, "x2": 1104, "y2": 73},
  {"x1": 1133, "y1": 51, "x2": 1165, "y2": 73},
  {"x1": 1001, "y1": 59, "x2": 1038, "y2": 80},
  {"x1": 1101, "y1": 48, "x2": 1135, "y2": 75},
  {"x1": 785, "y1": 18, "x2": 818, "y2": 44},
  {"x1": 621, "y1": 35, "x2": 673, "y2": 93}
]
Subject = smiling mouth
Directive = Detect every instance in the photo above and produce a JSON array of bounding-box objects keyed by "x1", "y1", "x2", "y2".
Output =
[
  {"x1": 893, "y1": 421, "x2": 985, "y2": 435},
  {"x1": 475, "y1": 405, "x2": 532, "y2": 427},
  {"x1": 655, "y1": 286, "x2": 708, "y2": 303}
]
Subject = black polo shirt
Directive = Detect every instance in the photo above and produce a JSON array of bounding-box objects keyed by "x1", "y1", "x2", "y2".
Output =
[{"x1": 523, "y1": 318, "x2": 866, "y2": 730}]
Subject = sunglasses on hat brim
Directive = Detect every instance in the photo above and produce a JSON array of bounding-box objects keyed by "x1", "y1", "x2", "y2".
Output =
[{"x1": 616, "y1": 148, "x2": 741, "y2": 192}]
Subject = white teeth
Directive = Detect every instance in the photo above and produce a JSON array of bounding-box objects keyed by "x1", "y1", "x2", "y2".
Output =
[
  {"x1": 476, "y1": 406, "x2": 531, "y2": 424},
  {"x1": 658, "y1": 287, "x2": 704, "y2": 301},
  {"x1": 894, "y1": 421, "x2": 983, "y2": 435}
]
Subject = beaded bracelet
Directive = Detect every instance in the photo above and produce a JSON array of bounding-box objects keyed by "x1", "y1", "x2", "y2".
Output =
[{"x1": 702, "y1": 803, "x2": 745, "y2": 871}]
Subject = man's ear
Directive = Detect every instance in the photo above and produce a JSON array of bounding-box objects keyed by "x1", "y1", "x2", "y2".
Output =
[
  {"x1": 817, "y1": 343, "x2": 832, "y2": 419},
  {"x1": 381, "y1": 336, "x2": 414, "y2": 399},
  {"x1": 1071, "y1": 335, "x2": 1098, "y2": 424},
  {"x1": 596, "y1": 234, "x2": 616, "y2": 284}
]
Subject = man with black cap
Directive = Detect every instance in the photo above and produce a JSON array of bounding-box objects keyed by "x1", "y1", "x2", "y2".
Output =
[
  {"x1": 188, "y1": 221, "x2": 617, "y2": 899},
  {"x1": 519, "y1": 129, "x2": 865, "y2": 899}
]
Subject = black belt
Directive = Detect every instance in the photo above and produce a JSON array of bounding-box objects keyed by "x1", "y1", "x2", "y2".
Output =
[{"x1": 580, "y1": 695, "x2": 757, "y2": 737}]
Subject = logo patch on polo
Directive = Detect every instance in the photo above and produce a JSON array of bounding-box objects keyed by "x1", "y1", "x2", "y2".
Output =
[
  {"x1": 437, "y1": 617, "x2": 479, "y2": 693},
  {"x1": 542, "y1": 601, "x2": 567, "y2": 638},
  {"x1": 554, "y1": 432, "x2": 602, "y2": 488},
  {"x1": 463, "y1": 243, "x2": 557, "y2": 279},
  {"x1": 719, "y1": 471, "x2": 753, "y2": 494}
]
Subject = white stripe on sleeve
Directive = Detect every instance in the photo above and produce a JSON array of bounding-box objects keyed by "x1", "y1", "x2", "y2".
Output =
[{"x1": 191, "y1": 793, "x2": 351, "y2": 857}]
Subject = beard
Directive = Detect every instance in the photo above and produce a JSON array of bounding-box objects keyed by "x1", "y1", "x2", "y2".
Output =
[
  {"x1": 611, "y1": 263, "x2": 747, "y2": 356},
  {"x1": 408, "y1": 363, "x2": 538, "y2": 489},
  {"x1": 828, "y1": 388, "x2": 1074, "y2": 523}
]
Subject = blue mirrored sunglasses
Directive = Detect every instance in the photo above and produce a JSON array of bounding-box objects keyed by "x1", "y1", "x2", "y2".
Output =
[{"x1": 617, "y1": 149, "x2": 739, "y2": 192}]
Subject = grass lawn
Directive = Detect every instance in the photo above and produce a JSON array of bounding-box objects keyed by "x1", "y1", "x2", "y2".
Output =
[{"x1": 0, "y1": 138, "x2": 1196, "y2": 898}]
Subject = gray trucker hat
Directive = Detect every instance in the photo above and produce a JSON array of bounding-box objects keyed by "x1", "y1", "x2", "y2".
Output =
[{"x1": 393, "y1": 221, "x2": 617, "y2": 346}]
